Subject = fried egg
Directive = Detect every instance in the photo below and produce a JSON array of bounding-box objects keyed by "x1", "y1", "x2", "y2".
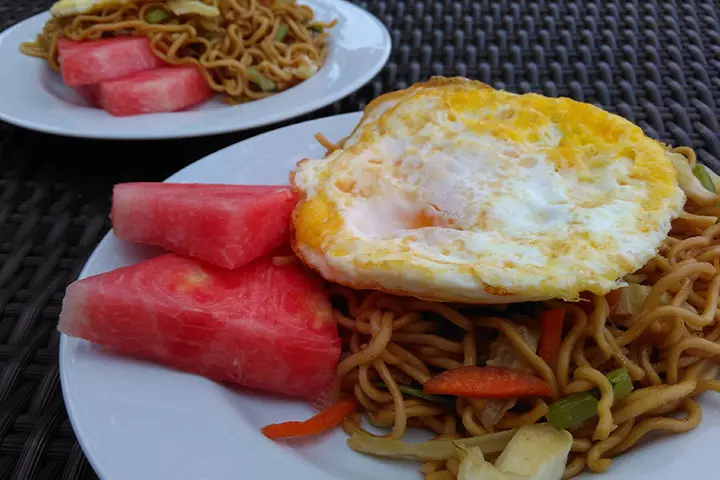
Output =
[
  {"x1": 50, "y1": 0, "x2": 219, "y2": 18},
  {"x1": 50, "y1": 0, "x2": 132, "y2": 17},
  {"x1": 291, "y1": 77, "x2": 685, "y2": 304}
]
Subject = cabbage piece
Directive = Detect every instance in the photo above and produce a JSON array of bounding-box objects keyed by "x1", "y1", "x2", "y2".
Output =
[
  {"x1": 615, "y1": 284, "x2": 671, "y2": 317},
  {"x1": 457, "y1": 445, "x2": 525, "y2": 480},
  {"x1": 494, "y1": 424, "x2": 572, "y2": 480},
  {"x1": 670, "y1": 152, "x2": 719, "y2": 206},
  {"x1": 167, "y1": 0, "x2": 220, "y2": 17},
  {"x1": 346, "y1": 429, "x2": 517, "y2": 461}
]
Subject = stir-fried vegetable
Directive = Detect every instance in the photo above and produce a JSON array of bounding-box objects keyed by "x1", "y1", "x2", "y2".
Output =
[
  {"x1": 457, "y1": 445, "x2": 522, "y2": 480},
  {"x1": 145, "y1": 8, "x2": 170, "y2": 23},
  {"x1": 670, "y1": 152, "x2": 718, "y2": 206},
  {"x1": 614, "y1": 284, "x2": 650, "y2": 317},
  {"x1": 309, "y1": 24, "x2": 324, "y2": 33},
  {"x1": 693, "y1": 163, "x2": 717, "y2": 194},
  {"x1": 614, "y1": 284, "x2": 673, "y2": 317},
  {"x1": 482, "y1": 325, "x2": 540, "y2": 429},
  {"x1": 347, "y1": 429, "x2": 517, "y2": 461},
  {"x1": 247, "y1": 67, "x2": 277, "y2": 92},
  {"x1": 274, "y1": 23, "x2": 289, "y2": 42},
  {"x1": 538, "y1": 309, "x2": 564, "y2": 366},
  {"x1": 374, "y1": 382, "x2": 454, "y2": 407},
  {"x1": 493, "y1": 424, "x2": 572, "y2": 480},
  {"x1": 292, "y1": 63, "x2": 318, "y2": 79},
  {"x1": 262, "y1": 397, "x2": 356, "y2": 439},
  {"x1": 167, "y1": 0, "x2": 220, "y2": 17},
  {"x1": 424, "y1": 366, "x2": 553, "y2": 399},
  {"x1": 547, "y1": 368, "x2": 633, "y2": 430}
]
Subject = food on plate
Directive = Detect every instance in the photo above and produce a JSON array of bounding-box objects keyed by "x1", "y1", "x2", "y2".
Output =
[
  {"x1": 58, "y1": 36, "x2": 165, "y2": 86},
  {"x1": 58, "y1": 77, "x2": 720, "y2": 480},
  {"x1": 20, "y1": 0, "x2": 335, "y2": 111},
  {"x1": 279, "y1": 78, "x2": 720, "y2": 479},
  {"x1": 291, "y1": 77, "x2": 684, "y2": 304},
  {"x1": 90, "y1": 66, "x2": 214, "y2": 115},
  {"x1": 59, "y1": 252, "x2": 341, "y2": 399},
  {"x1": 112, "y1": 183, "x2": 297, "y2": 268}
]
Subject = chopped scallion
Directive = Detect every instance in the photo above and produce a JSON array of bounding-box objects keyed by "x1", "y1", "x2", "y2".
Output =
[
  {"x1": 247, "y1": 67, "x2": 276, "y2": 92},
  {"x1": 145, "y1": 8, "x2": 170, "y2": 24},
  {"x1": 275, "y1": 23, "x2": 289, "y2": 42},
  {"x1": 693, "y1": 164, "x2": 717, "y2": 194},
  {"x1": 547, "y1": 368, "x2": 633, "y2": 430}
]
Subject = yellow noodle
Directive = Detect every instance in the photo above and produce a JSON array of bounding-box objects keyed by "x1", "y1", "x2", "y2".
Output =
[
  {"x1": 575, "y1": 367, "x2": 614, "y2": 441},
  {"x1": 586, "y1": 420, "x2": 635, "y2": 473}
]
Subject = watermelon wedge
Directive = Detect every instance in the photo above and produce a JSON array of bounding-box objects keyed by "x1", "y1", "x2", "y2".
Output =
[
  {"x1": 111, "y1": 183, "x2": 298, "y2": 269},
  {"x1": 58, "y1": 37, "x2": 165, "y2": 87},
  {"x1": 58, "y1": 253, "x2": 340, "y2": 400},
  {"x1": 93, "y1": 66, "x2": 213, "y2": 116}
]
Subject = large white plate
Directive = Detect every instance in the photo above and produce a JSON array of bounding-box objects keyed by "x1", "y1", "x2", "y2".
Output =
[
  {"x1": 60, "y1": 113, "x2": 720, "y2": 480},
  {"x1": 0, "y1": 2, "x2": 389, "y2": 139}
]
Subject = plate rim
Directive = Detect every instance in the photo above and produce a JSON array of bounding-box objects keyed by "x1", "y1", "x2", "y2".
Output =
[{"x1": 0, "y1": 2, "x2": 389, "y2": 139}]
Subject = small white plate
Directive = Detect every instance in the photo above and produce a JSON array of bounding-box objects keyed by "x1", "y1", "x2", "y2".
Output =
[
  {"x1": 60, "y1": 113, "x2": 720, "y2": 480},
  {"x1": 0, "y1": 2, "x2": 389, "y2": 139}
]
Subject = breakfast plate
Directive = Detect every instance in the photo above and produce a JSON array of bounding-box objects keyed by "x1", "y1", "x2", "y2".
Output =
[
  {"x1": 60, "y1": 112, "x2": 720, "y2": 480},
  {"x1": 0, "y1": 1, "x2": 390, "y2": 139}
]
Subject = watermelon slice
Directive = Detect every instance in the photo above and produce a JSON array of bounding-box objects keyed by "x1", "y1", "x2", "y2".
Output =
[
  {"x1": 58, "y1": 37, "x2": 165, "y2": 87},
  {"x1": 111, "y1": 183, "x2": 297, "y2": 269},
  {"x1": 93, "y1": 66, "x2": 213, "y2": 116},
  {"x1": 58, "y1": 252, "x2": 340, "y2": 400}
]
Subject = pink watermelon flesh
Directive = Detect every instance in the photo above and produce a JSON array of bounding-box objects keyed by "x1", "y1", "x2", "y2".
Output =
[
  {"x1": 95, "y1": 66, "x2": 213, "y2": 116},
  {"x1": 111, "y1": 183, "x2": 298, "y2": 269},
  {"x1": 59, "y1": 37, "x2": 165, "y2": 87},
  {"x1": 75, "y1": 85, "x2": 99, "y2": 106},
  {"x1": 58, "y1": 252, "x2": 340, "y2": 400}
]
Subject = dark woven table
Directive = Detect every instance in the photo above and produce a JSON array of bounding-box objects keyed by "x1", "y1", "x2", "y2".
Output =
[{"x1": 0, "y1": 0, "x2": 719, "y2": 478}]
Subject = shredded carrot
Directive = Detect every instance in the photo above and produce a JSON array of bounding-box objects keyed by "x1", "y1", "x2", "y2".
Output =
[
  {"x1": 538, "y1": 308, "x2": 565, "y2": 367},
  {"x1": 423, "y1": 366, "x2": 553, "y2": 398},
  {"x1": 262, "y1": 397, "x2": 357, "y2": 439}
]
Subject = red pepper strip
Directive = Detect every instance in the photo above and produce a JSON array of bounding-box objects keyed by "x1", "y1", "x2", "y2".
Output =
[
  {"x1": 262, "y1": 398, "x2": 356, "y2": 439},
  {"x1": 538, "y1": 308, "x2": 565, "y2": 367},
  {"x1": 423, "y1": 366, "x2": 553, "y2": 399}
]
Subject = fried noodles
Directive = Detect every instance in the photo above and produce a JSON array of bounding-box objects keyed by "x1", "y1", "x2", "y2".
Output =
[{"x1": 20, "y1": 0, "x2": 334, "y2": 103}]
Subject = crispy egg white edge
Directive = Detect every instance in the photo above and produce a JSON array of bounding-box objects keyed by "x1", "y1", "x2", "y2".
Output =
[
  {"x1": 50, "y1": 0, "x2": 129, "y2": 17},
  {"x1": 290, "y1": 77, "x2": 686, "y2": 304}
]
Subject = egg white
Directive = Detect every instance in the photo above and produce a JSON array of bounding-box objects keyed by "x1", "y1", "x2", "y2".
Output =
[
  {"x1": 291, "y1": 77, "x2": 685, "y2": 304},
  {"x1": 50, "y1": 0, "x2": 219, "y2": 17},
  {"x1": 50, "y1": 0, "x2": 132, "y2": 17}
]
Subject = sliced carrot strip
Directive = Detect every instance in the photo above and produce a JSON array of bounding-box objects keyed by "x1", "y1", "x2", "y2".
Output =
[
  {"x1": 538, "y1": 308, "x2": 565, "y2": 367},
  {"x1": 262, "y1": 397, "x2": 356, "y2": 439},
  {"x1": 423, "y1": 366, "x2": 552, "y2": 398}
]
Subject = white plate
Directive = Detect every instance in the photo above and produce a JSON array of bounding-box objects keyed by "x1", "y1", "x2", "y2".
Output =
[
  {"x1": 0, "y1": 2, "x2": 389, "y2": 139},
  {"x1": 60, "y1": 113, "x2": 720, "y2": 480}
]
